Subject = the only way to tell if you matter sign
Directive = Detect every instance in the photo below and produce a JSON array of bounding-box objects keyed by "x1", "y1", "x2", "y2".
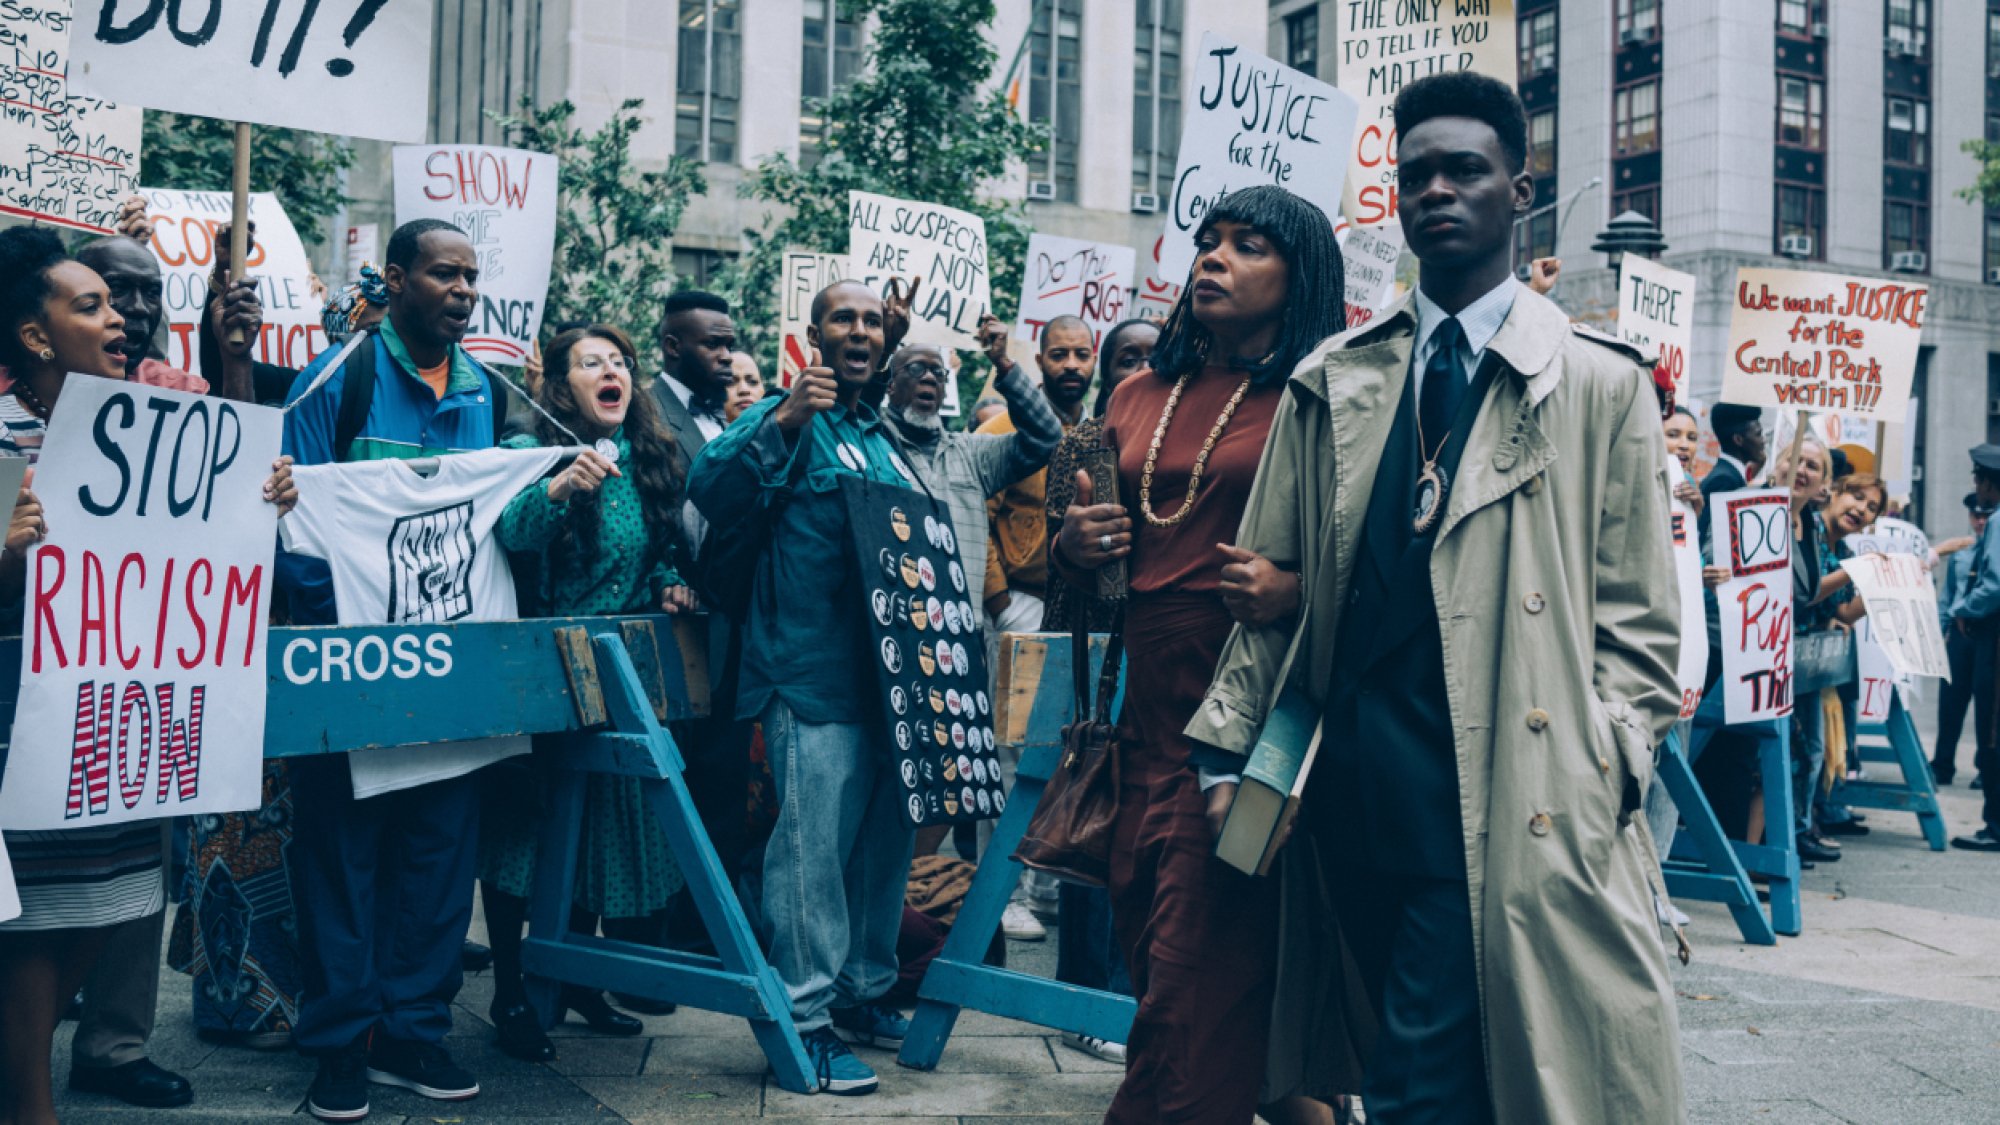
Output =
[{"x1": 0, "y1": 379, "x2": 281, "y2": 830}]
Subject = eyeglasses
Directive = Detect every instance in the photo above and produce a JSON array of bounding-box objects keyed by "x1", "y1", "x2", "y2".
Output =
[
  {"x1": 898, "y1": 363, "x2": 948, "y2": 381},
  {"x1": 577, "y1": 354, "x2": 631, "y2": 373}
]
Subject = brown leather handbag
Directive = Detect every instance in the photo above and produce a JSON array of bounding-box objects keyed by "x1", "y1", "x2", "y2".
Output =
[{"x1": 1012, "y1": 619, "x2": 1124, "y2": 887}]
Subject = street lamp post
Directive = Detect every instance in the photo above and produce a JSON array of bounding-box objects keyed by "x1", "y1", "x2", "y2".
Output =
[{"x1": 1591, "y1": 210, "x2": 1669, "y2": 281}]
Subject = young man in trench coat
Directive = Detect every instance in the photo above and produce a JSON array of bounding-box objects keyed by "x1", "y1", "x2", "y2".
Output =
[{"x1": 1189, "y1": 73, "x2": 1687, "y2": 1122}]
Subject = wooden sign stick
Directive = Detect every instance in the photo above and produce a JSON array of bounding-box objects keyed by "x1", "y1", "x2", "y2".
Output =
[{"x1": 226, "y1": 122, "x2": 251, "y2": 348}]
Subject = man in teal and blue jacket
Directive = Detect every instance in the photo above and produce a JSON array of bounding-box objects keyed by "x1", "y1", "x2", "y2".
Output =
[{"x1": 688, "y1": 280, "x2": 915, "y2": 1096}]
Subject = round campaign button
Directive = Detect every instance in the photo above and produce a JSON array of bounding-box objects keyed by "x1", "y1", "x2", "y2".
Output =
[
  {"x1": 915, "y1": 719, "x2": 931, "y2": 747},
  {"x1": 880, "y1": 638, "x2": 902, "y2": 673},
  {"x1": 952, "y1": 724, "x2": 967, "y2": 750},
  {"x1": 872, "y1": 589, "x2": 893, "y2": 627},
  {"x1": 918, "y1": 642, "x2": 937, "y2": 676},
  {"x1": 976, "y1": 690, "x2": 990, "y2": 717},
  {"x1": 923, "y1": 515, "x2": 940, "y2": 548},
  {"x1": 918, "y1": 557, "x2": 937, "y2": 592},
  {"x1": 941, "y1": 754, "x2": 958, "y2": 782},
  {"x1": 977, "y1": 788, "x2": 992, "y2": 814},
  {"x1": 944, "y1": 794, "x2": 959, "y2": 816},
  {"x1": 957, "y1": 753, "x2": 972, "y2": 780},
  {"x1": 890, "y1": 687, "x2": 908, "y2": 716},
  {"x1": 837, "y1": 442, "x2": 866, "y2": 471},
  {"x1": 927, "y1": 596, "x2": 943, "y2": 627},
  {"x1": 929, "y1": 687, "x2": 945, "y2": 714},
  {"x1": 940, "y1": 523, "x2": 957, "y2": 554},
  {"x1": 933, "y1": 722, "x2": 949, "y2": 747},
  {"x1": 972, "y1": 757, "x2": 987, "y2": 784},
  {"x1": 892, "y1": 594, "x2": 911, "y2": 623},
  {"x1": 890, "y1": 507, "x2": 912, "y2": 542},
  {"x1": 949, "y1": 560, "x2": 966, "y2": 593},
  {"x1": 911, "y1": 600, "x2": 929, "y2": 631},
  {"x1": 900, "y1": 759, "x2": 917, "y2": 788},
  {"x1": 928, "y1": 791, "x2": 942, "y2": 817},
  {"x1": 938, "y1": 643, "x2": 956, "y2": 676},
  {"x1": 889, "y1": 451, "x2": 917, "y2": 484},
  {"x1": 895, "y1": 722, "x2": 911, "y2": 752},
  {"x1": 962, "y1": 785, "x2": 976, "y2": 811},
  {"x1": 994, "y1": 791, "x2": 1007, "y2": 813},
  {"x1": 879, "y1": 548, "x2": 899, "y2": 583},
  {"x1": 900, "y1": 554, "x2": 921, "y2": 589},
  {"x1": 946, "y1": 688, "x2": 962, "y2": 716},
  {"x1": 959, "y1": 602, "x2": 975, "y2": 630},
  {"x1": 594, "y1": 437, "x2": 620, "y2": 463},
  {"x1": 953, "y1": 643, "x2": 970, "y2": 676},
  {"x1": 921, "y1": 757, "x2": 937, "y2": 783},
  {"x1": 907, "y1": 794, "x2": 924, "y2": 823}
]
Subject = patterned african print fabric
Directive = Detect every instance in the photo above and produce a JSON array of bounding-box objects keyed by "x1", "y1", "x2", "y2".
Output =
[{"x1": 168, "y1": 761, "x2": 300, "y2": 1035}]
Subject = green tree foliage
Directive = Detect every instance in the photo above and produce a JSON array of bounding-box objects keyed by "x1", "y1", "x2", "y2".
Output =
[
  {"x1": 1959, "y1": 138, "x2": 2000, "y2": 208},
  {"x1": 730, "y1": 0, "x2": 1043, "y2": 407},
  {"x1": 139, "y1": 112, "x2": 353, "y2": 248},
  {"x1": 494, "y1": 97, "x2": 707, "y2": 345}
]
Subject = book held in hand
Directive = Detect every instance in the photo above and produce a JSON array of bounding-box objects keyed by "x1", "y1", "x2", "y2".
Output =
[{"x1": 1214, "y1": 687, "x2": 1322, "y2": 877}]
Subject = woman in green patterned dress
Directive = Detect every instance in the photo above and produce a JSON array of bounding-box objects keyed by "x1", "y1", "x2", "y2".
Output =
[{"x1": 481, "y1": 324, "x2": 696, "y2": 1061}]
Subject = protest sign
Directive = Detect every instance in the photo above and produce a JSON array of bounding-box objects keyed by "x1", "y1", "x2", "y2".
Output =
[
  {"x1": 0, "y1": 0, "x2": 142, "y2": 234},
  {"x1": 141, "y1": 188, "x2": 324, "y2": 373},
  {"x1": 1135, "y1": 234, "x2": 1183, "y2": 324},
  {"x1": 0, "y1": 379, "x2": 281, "y2": 830},
  {"x1": 1334, "y1": 0, "x2": 1517, "y2": 229},
  {"x1": 1667, "y1": 452, "x2": 1706, "y2": 719},
  {"x1": 1156, "y1": 34, "x2": 1359, "y2": 283},
  {"x1": 1341, "y1": 221, "x2": 1402, "y2": 330},
  {"x1": 1710, "y1": 489, "x2": 1794, "y2": 724},
  {"x1": 1839, "y1": 552, "x2": 1950, "y2": 680},
  {"x1": 848, "y1": 191, "x2": 990, "y2": 351},
  {"x1": 1618, "y1": 255, "x2": 1696, "y2": 402},
  {"x1": 1722, "y1": 268, "x2": 1925, "y2": 423},
  {"x1": 0, "y1": 834, "x2": 16, "y2": 922},
  {"x1": 1013, "y1": 232, "x2": 1136, "y2": 351},
  {"x1": 839, "y1": 478, "x2": 1000, "y2": 828},
  {"x1": 394, "y1": 145, "x2": 558, "y2": 366},
  {"x1": 1849, "y1": 517, "x2": 1931, "y2": 561},
  {"x1": 66, "y1": 0, "x2": 433, "y2": 143},
  {"x1": 780, "y1": 251, "x2": 850, "y2": 390},
  {"x1": 1854, "y1": 616, "x2": 1898, "y2": 724},
  {"x1": 345, "y1": 222, "x2": 380, "y2": 280}
]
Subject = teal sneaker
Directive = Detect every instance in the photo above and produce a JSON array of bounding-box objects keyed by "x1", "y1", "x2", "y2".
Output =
[
  {"x1": 802, "y1": 1027, "x2": 878, "y2": 1095},
  {"x1": 831, "y1": 1002, "x2": 910, "y2": 1050}
]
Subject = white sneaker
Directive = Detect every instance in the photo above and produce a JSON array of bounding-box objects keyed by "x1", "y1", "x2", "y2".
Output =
[
  {"x1": 1001, "y1": 902, "x2": 1047, "y2": 941},
  {"x1": 1061, "y1": 1031, "x2": 1128, "y2": 1064}
]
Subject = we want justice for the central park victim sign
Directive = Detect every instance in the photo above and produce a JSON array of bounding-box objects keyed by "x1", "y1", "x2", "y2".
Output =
[{"x1": 1723, "y1": 268, "x2": 1927, "y2": 424}]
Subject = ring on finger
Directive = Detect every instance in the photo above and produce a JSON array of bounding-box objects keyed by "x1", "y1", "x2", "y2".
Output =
[{"x1": 1098, "y1": 533, "x2": 1113, "y2": 553}]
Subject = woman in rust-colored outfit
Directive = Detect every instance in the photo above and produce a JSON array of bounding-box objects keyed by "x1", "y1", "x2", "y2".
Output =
[{"x1": 1054, "y1": 186, "x2": 1346, "y2": 1124}]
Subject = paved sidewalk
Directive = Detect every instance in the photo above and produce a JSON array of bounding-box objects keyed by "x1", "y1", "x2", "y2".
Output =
[{"x1": 49, "y1": 732, "x2": 2000, "y2": 1122}]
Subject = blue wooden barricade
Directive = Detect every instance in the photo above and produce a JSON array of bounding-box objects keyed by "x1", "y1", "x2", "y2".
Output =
[
  {"x1": 1658, "y1": 725, "x2": 1781, "y2": 945},
  {"x1": 1, "y1": 616, "x2": 818, "y2": 1094},
  {"x1": 899, "y1": 632, "x2": 1136, "y2": 1068},
  {"x1": 1673, "y1": 698, "x2": 1803, "y2": 938},
  {"x1": 1830, "y1": 691, "x2": 1947, "y2": 851}
]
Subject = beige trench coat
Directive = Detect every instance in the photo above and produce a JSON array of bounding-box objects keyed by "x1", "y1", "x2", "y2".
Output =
[{"x1": 1188, "y1": 286, "x2": 1687, "y2": 1122}]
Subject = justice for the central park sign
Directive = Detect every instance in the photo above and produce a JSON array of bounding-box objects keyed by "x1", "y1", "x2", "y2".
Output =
[{"x1": 1721, "y1": 268, "x2": 1926, "y2": 424}]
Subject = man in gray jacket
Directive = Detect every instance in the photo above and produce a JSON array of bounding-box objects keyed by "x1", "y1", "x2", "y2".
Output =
[{"x1": 878, "y1": 341, "x2": 1064, "y2": 634}]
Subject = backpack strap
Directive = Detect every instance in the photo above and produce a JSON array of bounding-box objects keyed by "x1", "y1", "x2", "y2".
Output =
[{"x1": 332, "y1": 332, "x2": 381, "y2": 463}]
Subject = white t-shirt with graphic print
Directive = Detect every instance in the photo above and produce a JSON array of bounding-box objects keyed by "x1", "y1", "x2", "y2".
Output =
[{"x1": 281, "y1": 446, "x2": 564, "y2": 797}]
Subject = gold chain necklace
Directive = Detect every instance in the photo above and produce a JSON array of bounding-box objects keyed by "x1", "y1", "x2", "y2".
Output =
[{"x1": 1139, "y1": 369, "x2": 1253, "y2": 528}]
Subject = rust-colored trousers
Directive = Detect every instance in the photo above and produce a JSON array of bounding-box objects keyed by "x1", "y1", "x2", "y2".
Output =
[{"x1": 1105, "y1": 594, "x2": 1280, "y2": 1125}]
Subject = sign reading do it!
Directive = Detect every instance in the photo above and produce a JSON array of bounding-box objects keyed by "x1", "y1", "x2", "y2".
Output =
[
  {"x1": 394, "y1": 145, "x2": 560, "y2": 366},
  {"x1": 0, "y1": 379, "x2": 281, "y2": 830},
  {"x1": 1156, "y1": 34, "x2": 1358, "y2": 284}
]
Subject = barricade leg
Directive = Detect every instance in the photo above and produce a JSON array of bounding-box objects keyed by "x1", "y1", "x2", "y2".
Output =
[
  {"x1": 897, "y1": 633, "x2": 1137, "y2": 1071},
  {"x1": 1761, "y1": 717, "x2": 1803, "y2": 936},
  {"x1": 1658, "y1": 730, "x2": 1777, "y2": 946},
  {"x1": 520, "y1": 634, "x2": 815, "y2": 1094},
  {"x1": 1832, "y1": 695, "x2": 1947, "y2": 852}
]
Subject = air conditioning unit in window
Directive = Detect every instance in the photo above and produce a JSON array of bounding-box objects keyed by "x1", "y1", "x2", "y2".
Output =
[
  {"x1": 1987, "y1": 267, "x2": 2000, "y2": 284},
  {"x1": 1780, "y1": 234, "x2": 1814, "y2": 258},
  {"x1": 1619, "y1": 28, "x2": 1649, "y2": 47},
  {"x1": 1131, "y1": 192, "x2": 1160, "y2": 214},
  {"x1": 1027, "y1": 180, "x2": 1057, "y2": 202},
  {"x1": 1891, "y1": 250, "x2": 1927, "y2": 272},
  {"x1": 1810, "y1": 21, "x2": 1827, "y2": 38}
]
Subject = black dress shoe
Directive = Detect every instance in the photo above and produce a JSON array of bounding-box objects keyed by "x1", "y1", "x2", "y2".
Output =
[
  {"x1": 1822, "y1": 819, "x2": 1870, "y2": 837},
  {"x1": 560, "y1": 989, "x2": 644, "y2": 1035},
  {"x1": 491, "y1": 1002, "x2": 556, "y2": 1062},
  {"x1": 1952, "y1": 829, "x2": 2000, "y2": 852},
  {"x1": 70, "y1": 1058, "x2": 195, "y2": 1108},
  {"x1": 461, "y1": 940, "x2": 494, "y2": 973},
  {"x1": 611, "y1": 992, "x2": 677, "y2": 1016},
  {"x1": 1796, "y1": 835, "x2": 1842, "y2": 863}
]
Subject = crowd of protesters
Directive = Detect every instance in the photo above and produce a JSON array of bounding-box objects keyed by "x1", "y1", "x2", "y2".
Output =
[{"x1": 0, "y1": 71, "x2": 1986, "y2": 1125}]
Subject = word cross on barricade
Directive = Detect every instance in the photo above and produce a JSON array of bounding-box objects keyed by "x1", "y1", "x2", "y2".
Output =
[{"x1": 22, "y1": 614, "x2": 821, "y2": 1094}]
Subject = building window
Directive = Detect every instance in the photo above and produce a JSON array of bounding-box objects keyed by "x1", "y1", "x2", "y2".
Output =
[
  {"x1": 1776, "y1": 183, "x2": 1825, "y2": 258},
  {"x1": 1989, "y1": 9, "x2": 2000, "y2": 78},
  {"x1": 800, "y1": 0, "x2": 863, "y2": 167},
  {"x1": 676, "y1": 0, "x2": 741, "y2": 164},
  {"x1": 1513, "y1": 209, "x2": 1557, "y2": 272},
  {"x1": 1988, "y1": 113, "x2": 2000, "y2": 145},
  {"x1": 1028, "y1": 0, "x2": 1083, "y2": 202},
  {"x1": 1612, "y1": 186, "x2": 1660, "y2": 224},
  {"x1": 1885, "y1": 97, "x2": 1930, "y2": 167},
  {"x1": 1614, "y1": 80, "x2": 1660, "y2": 156},
  {"x1": 1887, "y1": 0, "x2": 1929, "y2": 56},
  {"x1": 1984, "y1": 213, "x2": 2000, "y2": 280},
  {"x1": 1614, "y1": 0, "x2": 1659, "y2": 43},
  {"x1": 1132, "y1": 0, "x2": 1182, "y2": 200},
  {"x1": 1284, "y1": 7, "x2": 1318, "y2": 78},
  {"x1": 1778, "y1": 76, "x2": 1824, "y2": 150},
  {"x1": 1519, "y1": 10, "x2": 1557, "y2": 77},
  {"x1": 672, "y1": 247, "x2": 736, "y2": 288},
  {"x1": 1885, "y1": 200, "x2": 1931, "y2": 266},
  {"x1": 1528, "y1": 110, "x2": 1557, "y2": 177},
  {"x1": 1778, "y1": 0, "x2": 1814, "y2": 34}
]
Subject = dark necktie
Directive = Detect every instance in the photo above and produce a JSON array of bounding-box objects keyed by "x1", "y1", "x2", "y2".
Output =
[{"x1": 1418, "y1": 317, "x2": 1464, "y2": 456}]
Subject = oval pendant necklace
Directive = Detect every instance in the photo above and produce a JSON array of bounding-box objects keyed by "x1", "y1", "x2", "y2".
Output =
[{"x1": 1412, "y1": 408, "x2": 1450, "y2": 536}]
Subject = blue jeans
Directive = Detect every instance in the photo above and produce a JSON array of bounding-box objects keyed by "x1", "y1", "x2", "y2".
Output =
[
  {"x1": 760, "y1": 698, "x2": 913, "y2": 1031},
  {"x1": 1055, "y1": 882, "x2": 1131, "y2": 997},
  {"x1": 1791, "y1": 693, "x2": 1826, "y2": 837}
]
